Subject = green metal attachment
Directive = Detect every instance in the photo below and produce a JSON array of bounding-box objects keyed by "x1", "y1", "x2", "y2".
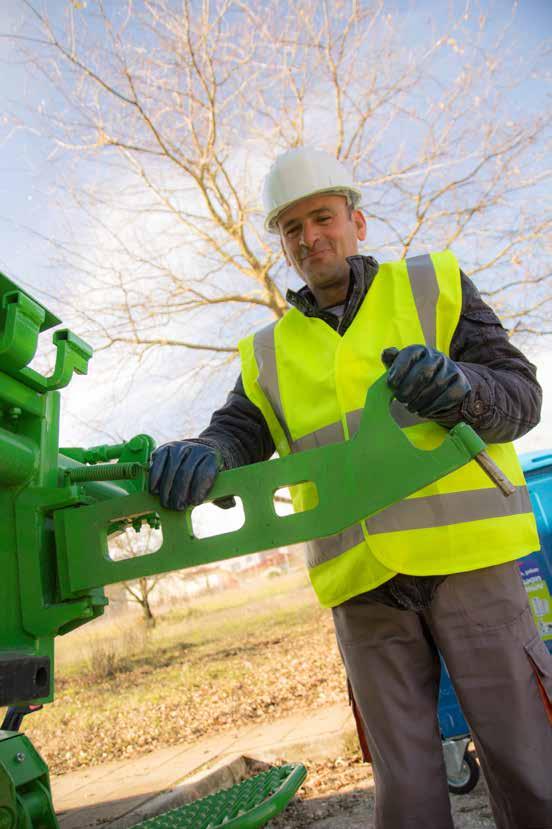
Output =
[
  {"x1": 134, "y1": 764, "x2": 307, "y2": 829},
  {"x1": 53, "y1": 375, "x2": 486, "y2": 595},
  {"x1": 19, "y1": 329, "x2": 93, "y2": 393},
  {"x1": 61, "y1": 433, "x2": 155, "y2": 494},
  {"x1": 64, "y1": 461, "x2": 145, "y2": 483},
  {"x1": 0, "y1": 271, "x2": 313, "y2": 829},
  {"x1": 0, "y1": 731, "x2": 56, "y2": 829},
  {"x1": 0, "y1": 291, "x2": 46, "y2": 371},
  {"x1": 0, "y1": 274, "x2": 60, "y2": 331}
]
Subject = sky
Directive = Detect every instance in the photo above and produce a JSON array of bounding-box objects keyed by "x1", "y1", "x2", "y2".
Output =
[{"x1": 0, "y1": 0, "x2": 550, "y2": 458}]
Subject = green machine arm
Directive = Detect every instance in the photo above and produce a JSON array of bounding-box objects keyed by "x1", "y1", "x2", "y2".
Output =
[
  {"x1": 54, "y1": 378, "x2": 485, "y2": 596},
  {"x1": 0, "y1": 271, "x2": 489, "y2": 828}
]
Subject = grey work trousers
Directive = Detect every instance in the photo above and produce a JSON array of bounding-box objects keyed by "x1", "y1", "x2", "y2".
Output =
[{"x1": 332, "y1": 562, "x2": 552, "y2": 829}]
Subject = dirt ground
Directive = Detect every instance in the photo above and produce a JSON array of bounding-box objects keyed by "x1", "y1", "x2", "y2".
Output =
[{"x1": 271, "y1": 755, "x2": 496, "y2": 828}]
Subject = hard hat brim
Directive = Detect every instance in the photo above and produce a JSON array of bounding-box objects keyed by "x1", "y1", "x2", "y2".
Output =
[{"x1": 265, "y1": 186, "x2": 363, "y2": 234}]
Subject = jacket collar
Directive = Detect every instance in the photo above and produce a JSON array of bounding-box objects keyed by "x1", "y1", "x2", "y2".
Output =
[{"x1": 285, "y1": 255, "x2": 379, "y2": 332}]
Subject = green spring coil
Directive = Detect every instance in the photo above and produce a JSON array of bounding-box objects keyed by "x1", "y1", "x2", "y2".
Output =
[{"x1": 66, "y1": 462, "x2": 145, "y2": 483}]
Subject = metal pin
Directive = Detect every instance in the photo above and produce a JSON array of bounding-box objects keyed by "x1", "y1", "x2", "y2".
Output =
[{"x1": 474, "y1": 451, "x2": 516, "y2": 497}]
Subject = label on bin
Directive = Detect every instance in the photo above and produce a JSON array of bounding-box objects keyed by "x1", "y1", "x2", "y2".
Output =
[{"x1": 518, "y1": 557, "x2": 552, "y2": 643}]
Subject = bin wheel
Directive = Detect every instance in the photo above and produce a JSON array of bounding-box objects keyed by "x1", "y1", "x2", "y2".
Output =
[{"x1": 447, "y1": 750, "x2": 480, "y2": 795}]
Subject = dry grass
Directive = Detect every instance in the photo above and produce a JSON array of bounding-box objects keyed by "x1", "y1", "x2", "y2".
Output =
[
  {"x1": 55, "y1": 570, "x2": 310, "y2": 675},
  {"x1": 81, "y1": 627, "x2": 150, "y2": 680},
  {"x1": 15, "y1": 570, "x2": 348, "y2": 775}
]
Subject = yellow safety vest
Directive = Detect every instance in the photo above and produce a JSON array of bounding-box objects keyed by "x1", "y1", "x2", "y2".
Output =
[{"x1": 239, "y1": 251, "x2": 539, "y2": 607}]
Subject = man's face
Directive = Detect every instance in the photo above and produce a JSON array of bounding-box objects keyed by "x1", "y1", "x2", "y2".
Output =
[{"x1": 278, "y1": 193, "x2": 366, "y2": 306}]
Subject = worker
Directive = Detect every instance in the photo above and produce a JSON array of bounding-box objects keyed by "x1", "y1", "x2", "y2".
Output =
[{"x1": 149, "y1": 147, "x2": 552, "y2": 829}]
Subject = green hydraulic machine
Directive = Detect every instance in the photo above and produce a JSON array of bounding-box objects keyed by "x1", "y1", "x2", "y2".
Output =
[{"x1": 0, "y1": 272, "x2": 507, "y2": 828}]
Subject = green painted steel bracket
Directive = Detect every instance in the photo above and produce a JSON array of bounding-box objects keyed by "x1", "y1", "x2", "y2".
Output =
[
  {"x1": 54, "y1": 374, "x2": 486, "y2": 598},
  {"x1": 19, "y1": 329, "x2": 93, "y2": 393},
  {"x1": 10, "y1": 435, "x2": 157, "y2": 696},
  {"x1": 0, "y1": 274, "x2": 60, "y2": 332},
  {"x1": 0, "y1": 730, "x2": 57, "y2": 829},
  {"x1": 61, "y1": 433, "x2": 156, "y2": 495},
  {"x1": 0, "y1": 291, "x2": 46, "y2": 370},
  {"x1": 0, "y1": 278, "x2": 91, "y2": 392}
]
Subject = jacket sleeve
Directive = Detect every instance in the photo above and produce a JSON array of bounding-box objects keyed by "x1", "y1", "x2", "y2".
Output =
[
  {"x1": 442, "y1": 271, "x2": 542, "y2": 443},
  {"x1": 195, "y1": 375, "x2": 275, "y2": 469}
]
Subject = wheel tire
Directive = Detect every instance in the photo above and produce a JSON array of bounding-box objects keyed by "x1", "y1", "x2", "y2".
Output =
[{"x1": 448, "y1": 750, "x2": 480, "y2": 795}]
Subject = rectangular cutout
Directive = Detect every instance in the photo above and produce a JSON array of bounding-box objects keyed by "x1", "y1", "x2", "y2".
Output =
[
  {"x1": 107, "y1": 514, "x2": 162, "y2": 560},
  {"x1": 273, "y1": 481, "x2": 319, "y2": 516},
  {"x1": 190, "y1": 496, "x2": 245, "y2": 539}
]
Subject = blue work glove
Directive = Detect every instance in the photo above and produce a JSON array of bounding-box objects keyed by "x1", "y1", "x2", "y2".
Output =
[
  {"x1": 149, "y1": 441, "x2": 227, "y2": 511},
  {"x1": 381, "y1": 345, "x2": 471, "y2": 419}
]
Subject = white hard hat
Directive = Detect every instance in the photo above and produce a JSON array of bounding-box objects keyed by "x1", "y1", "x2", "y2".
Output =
[{"x1": 262, "y1": 147, "x2": 363, "y2": 233}]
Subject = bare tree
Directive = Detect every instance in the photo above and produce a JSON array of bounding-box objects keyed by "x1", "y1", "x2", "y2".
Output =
[
  {"x1": 109, "y1": 524, "x2": 164, "y2": 626},
  {"x1": 10, "y1": 0, "x2": 552, "y2": 393},
  {"x1": 124, "y1": 576, "x2": 159, "y2": 627}
]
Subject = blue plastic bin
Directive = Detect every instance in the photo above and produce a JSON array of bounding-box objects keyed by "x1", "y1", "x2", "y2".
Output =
[
  {"x1": 517, "y1": 450, "x2": 552, "y2": 652},
  {"x1": 438, "y1": 657, "x2": 470, "y2": 740}
]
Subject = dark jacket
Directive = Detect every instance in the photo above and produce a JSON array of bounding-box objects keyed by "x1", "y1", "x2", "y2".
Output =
[{"x1": 196, "y1": 255, "x2": 542, "y2": 609}]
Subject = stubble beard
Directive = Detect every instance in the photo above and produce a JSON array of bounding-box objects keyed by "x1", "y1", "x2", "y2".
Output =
[{"x1": 304, "y1": 256, "x2": 349, "y2": 288}]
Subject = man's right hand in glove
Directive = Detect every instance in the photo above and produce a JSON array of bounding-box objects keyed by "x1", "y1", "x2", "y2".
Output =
[{"x1": 149, "y1": 441, "x2": 223, "y2": 511}]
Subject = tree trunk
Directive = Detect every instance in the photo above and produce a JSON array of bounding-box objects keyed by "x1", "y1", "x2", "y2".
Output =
[{"x1": 140, "y1": 578, "x2": 156, "y2": 628}]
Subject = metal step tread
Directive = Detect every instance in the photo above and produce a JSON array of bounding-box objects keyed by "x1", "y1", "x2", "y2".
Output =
[{"x1": 133, "y1": 763, "x2": 307, "y2": 829}]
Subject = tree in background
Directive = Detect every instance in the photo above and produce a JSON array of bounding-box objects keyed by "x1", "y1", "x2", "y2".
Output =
[
  {"x1": 9, "y1": 0, "x2": 551, "y2": 437},
  {"x1": 109, "y1": 524, "x2": 164, "y2": 627},
  {"x1": 124, "y1": 576, "x2": 160, "y2": 627}
]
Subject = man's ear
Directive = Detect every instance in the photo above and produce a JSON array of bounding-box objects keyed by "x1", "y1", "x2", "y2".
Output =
[
  {"x1": 280, "y1": 237, "x2": 291, "y2": 266},
  {"x1": 353, "y1": 209, "x2": 367, "y2": 242}
]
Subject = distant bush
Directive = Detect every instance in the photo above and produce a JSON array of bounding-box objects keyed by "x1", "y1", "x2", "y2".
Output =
[
  {"x1": 84, "y1": 627, "x2": 148, "y2": 680},
  {"x1": 85, "y1": 639, "x2": 118, "y2": 679}
]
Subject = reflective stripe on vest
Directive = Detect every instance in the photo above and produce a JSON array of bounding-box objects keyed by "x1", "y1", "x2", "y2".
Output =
[
  {"x1": 253, "y1": 323, "x2": 293, "y2": 448},
  {"x1": 292, "y1": 420, "x2": 345, "y2": 452},
  {"x1": 406, "y1": 253, "x2": 439, "y2": 348},
  {"x1": 365, "y1": 485, "x2": 532, "y2": 534},
  {"x1": 306, "y1": 524, "x2": 365, "y2": 568},
  {"x1": 388, "y1": 253, "x2": 439, "y2": 429}
]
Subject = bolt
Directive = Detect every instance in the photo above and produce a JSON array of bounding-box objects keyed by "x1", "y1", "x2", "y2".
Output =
[
  {"x1": 7, "y1": 407, "x2": 22, "y2": 422},
  {"x1": 15, "y1": 752, "x2": 25, "y2": 763}
]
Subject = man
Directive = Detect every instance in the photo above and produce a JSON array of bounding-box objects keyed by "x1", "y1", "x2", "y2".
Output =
[{"x1": 149, "y1": 148, "x2": 552, "y2": 828}]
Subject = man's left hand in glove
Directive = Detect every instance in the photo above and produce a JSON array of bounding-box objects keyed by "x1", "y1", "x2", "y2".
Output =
[{"x1": 381, "y1": 345, "x2": 471, "y2": 419}]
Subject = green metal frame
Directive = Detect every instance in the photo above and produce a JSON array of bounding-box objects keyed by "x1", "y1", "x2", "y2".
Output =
[
  {"x1": 54, "y1": 381, "x2": 484, "y2": 596},
  {"x1": 0, "y1": 730, "x2": 56, "y2": 829}
]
